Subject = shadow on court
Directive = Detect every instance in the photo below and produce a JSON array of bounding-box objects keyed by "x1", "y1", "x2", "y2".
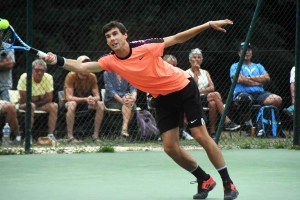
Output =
[{"x1": 0, "y1": 149, "x2": 299, "y2": 200}]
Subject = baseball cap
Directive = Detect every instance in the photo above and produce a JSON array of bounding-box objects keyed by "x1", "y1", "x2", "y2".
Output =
[
  {"x1": 239, "y1": 42, "x2": 252, "y2": 50},
  {"x1": 77, "y1": 55, "x2": 91, "y2": 63}
]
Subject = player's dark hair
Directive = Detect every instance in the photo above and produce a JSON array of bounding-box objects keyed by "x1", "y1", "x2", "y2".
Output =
[{"x1": 102, "y1": 21, "x2": 128, "y2": 35}]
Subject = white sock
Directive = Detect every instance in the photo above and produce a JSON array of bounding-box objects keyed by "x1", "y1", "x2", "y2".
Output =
[
  {"x1": 16, "y1": 136, "x2": 21, "y2": 141},
  {"x1": 48, "y1": 133, "x2": 54, "y2": 137}
]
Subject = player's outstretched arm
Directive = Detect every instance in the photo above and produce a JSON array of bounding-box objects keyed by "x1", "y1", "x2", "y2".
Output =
[
  {"x1": 43, "y1": 52, "x2": 103, "y2": 73},
  {"x1": 163, "y1": 19, "x2": 233, "y2": 48}
]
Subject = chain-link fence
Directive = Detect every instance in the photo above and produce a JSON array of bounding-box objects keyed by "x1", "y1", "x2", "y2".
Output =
[{"x1": 0, "y1": 0, "x2": 298, "y2": 153}]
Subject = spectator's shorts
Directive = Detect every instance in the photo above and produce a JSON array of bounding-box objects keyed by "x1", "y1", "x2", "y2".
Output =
[
  {"x1": 155, "y1": 77, "x2": 206, "y2": 134},
  {"x1": 105, "y1": 98, "x2": 137, "y2": 111},
  {"x1": 0, "y1": 100, "x2": 6, "y2": 111},
  {"x1": 61, "y1": 102, "x2": 90, "y2": 113},
  {"x1": 249, "y1": 91, "x2": 272, "y2": 105}
]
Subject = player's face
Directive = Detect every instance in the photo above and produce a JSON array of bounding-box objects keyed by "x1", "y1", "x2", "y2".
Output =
[
  {"x1": 32, "y1": 64, "x2": 45, "y2": 83},
  {"x1": 105, "y1": 27, "x2": 128, "y2": 51},
  {"x1": 189, "y1": 53, "x2": 202, "y2": 67}
]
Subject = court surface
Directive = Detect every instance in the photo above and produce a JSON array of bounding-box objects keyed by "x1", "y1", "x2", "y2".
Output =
[{"x1": 1, "y1": 149, "x2": 299, "y2": 200}]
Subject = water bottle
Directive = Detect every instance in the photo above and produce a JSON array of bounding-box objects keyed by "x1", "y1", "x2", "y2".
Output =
[{"x1": 2, "y1": 123, "x2": 11, "y2": 146}]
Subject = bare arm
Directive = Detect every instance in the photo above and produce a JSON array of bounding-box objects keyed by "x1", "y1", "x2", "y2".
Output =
[
  {"x1": 291, "y1": 82, "x2": 295, "y2": 104},
  {"x1": 0, "y1": 57, "x2": 15, "y2": 71},
  {"x1": 163, "y1": 19, "x2": 233, "y2": 48},
  {"x1": 200, "y1": 71, "x2": 215, "y2": 94},
  {"x1": 236, "y1": 73, "x2": 270, "y2": 86},
  {"x1": 33, "y1": 92, "x2": 53, "y2": 107},
  {"x1": 43, "y1": 53, "x2": 104, "y2": 73},
  {"x1": 66, "y1": 88, "x2": 87, "y2": 103}
]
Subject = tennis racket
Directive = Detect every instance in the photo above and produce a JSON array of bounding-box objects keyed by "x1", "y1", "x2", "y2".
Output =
[{"x1": 0, "y1": 18, "x2": 47, "y2": 57}]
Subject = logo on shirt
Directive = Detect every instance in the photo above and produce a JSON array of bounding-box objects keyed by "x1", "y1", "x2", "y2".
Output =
[{"x1": 139, "y1": 56, "x2": 144, "y2": 60}]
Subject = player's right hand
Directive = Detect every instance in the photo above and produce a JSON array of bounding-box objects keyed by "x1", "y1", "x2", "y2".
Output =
[{"x1": 42, "y1": 52, "x2": 57, "y2": 65}]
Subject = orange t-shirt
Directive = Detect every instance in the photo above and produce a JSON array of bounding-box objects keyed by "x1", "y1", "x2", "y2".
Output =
[
  {"x1": 62, "y1": 72, "x2": 98, "y2": 102},
  {"x1": 98, "y1": 38, "x2": 190, "y2": 98}
]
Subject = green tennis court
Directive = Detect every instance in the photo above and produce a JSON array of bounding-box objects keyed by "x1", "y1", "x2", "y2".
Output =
[{"x1": 1, "y1": 149, "x2": 299, "y2": 200}]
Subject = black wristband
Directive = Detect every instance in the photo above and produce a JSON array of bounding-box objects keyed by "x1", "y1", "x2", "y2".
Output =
[{"x1": 56, "y1": 55, "x2": 65, "y2": 67}]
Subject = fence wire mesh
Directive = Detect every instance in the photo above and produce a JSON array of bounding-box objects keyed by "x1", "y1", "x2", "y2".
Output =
[{"x1": 0, "y1": 0, "x2": 298, "y2": 153}]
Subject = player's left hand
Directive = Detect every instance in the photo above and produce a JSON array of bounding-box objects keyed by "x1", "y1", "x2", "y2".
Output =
[{"x1": 210, "y1": 19, "x2": 233, "y2": 32}]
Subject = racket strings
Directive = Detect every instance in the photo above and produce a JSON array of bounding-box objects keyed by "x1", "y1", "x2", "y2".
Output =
[{"x1": 2, "y1": 29, "x2": 14, "y2": 44}]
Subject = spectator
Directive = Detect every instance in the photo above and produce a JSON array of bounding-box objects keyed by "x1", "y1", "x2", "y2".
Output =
[
  {"x1": 17, "y1": 59, "x2": 58, "y2": 142},
  {"x1": 283, "y1": 66, "x2": 295, "y2": 118},
  {"x1": 230, "y1": 42, "x2": 282, "y2": 129},
  {"x1": 0, "y1": 28, "x2": 15, "y2": 101},
  {"x1": 62, "y1": 55, "x2": 104, "y2": 143},
  {"x1": 186, "y1": 48, "x2": 240, "y2": 136},
  {"x1": 0, "y1": 100, "x2": 21, "y2": 142},
  {"x1": 104, "y1": 71, "x2": 137, "y2": 137},
  {"x1": 162, "y1": 54, "x2": 194, "y2": 140}
]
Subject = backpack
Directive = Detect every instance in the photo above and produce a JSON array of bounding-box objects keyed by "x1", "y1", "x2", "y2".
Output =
[
  {"x1": 136, "y1": 110, "x2": 160, "y2": 140},
  {"x1": 255, "y1": 105, "x2": 285, "y2": 138}
]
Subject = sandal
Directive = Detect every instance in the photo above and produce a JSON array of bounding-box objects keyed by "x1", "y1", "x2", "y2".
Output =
[
  {"x1": 68, "y1": 138, "x2": 81, "y2": 143},
  {"x1": 121, "y1": 129, "x2": 129, "y2": 137},
  {"x1": 92, "y1": 137, "x2": 102, "y2": 142}
]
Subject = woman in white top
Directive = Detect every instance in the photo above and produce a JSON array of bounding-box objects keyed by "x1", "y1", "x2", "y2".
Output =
[{"x1": 186, "y1": 48, "x2": 240, "y2": 136}]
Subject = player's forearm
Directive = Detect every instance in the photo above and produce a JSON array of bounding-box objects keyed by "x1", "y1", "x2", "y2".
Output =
[
  {"x1": 64, "y1": 59, "x2": 85, "y2": 73},
  {"x1": 174, "y1": 22, "x2": 210, "y2": 44}
]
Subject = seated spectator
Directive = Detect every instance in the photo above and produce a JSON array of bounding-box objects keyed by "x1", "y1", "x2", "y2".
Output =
[
  {"x1": 0, "y1": 28, "x2": 15, "y2": 101},
  {"x1": 230, "y1": 42, "x2": 282, "y2": 129},
  {"x1": 17, "y1": 59, "x2": 58, "y2": 142},
  {"x1": 283, "y1": 66, "x2": 295, "y2": 118},
  {"x1": 61, "y1": 55, "x2": 104, "y2": 143},
  {"x1": 0, "y1": 100, "x2": 21, "y2": 142},
  {"x1": 162, "y1": 54, "x2": 194, "y2": 140},
  {"x1": 104, "y1": 71, "x2": 137, "y2": 138},
  {"x1": 186, "y1": 48, "x2": 240, "y2": 136}
]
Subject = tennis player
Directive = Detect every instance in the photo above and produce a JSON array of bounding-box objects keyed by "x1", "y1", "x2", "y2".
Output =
[{"x1": 44, "y1": 19, "x2": 238, "y2": 200}]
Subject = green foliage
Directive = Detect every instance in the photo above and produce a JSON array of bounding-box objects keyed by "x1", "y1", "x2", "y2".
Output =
[{"x1": 97, "y1": 146, "x2": 115, "y2": 153}]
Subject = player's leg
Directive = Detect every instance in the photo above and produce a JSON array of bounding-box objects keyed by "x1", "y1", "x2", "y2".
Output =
[
  {"x1": 155, "y1": 89, "x2": 216, "y2": 199},
  {"x1": 184, "y1": 78, "x2": 238, "y2": 199}
]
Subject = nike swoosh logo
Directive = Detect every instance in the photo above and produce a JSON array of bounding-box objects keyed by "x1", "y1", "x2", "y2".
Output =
[
  {"x1": 139, "y1": 56, "x2": 144, "y2": 60},
  {"x1": 190, "y1": 119, "x2": 197, "y2": 124}
]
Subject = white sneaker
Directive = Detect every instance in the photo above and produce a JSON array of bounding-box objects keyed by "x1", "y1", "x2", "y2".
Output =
[
  {"x1": 257, "y1": 129, "x2": 263, "y2": 136},
  {"x1": 182, "y1": 130, "x2": 194, "y2": 140},
  {"x1": 158, "y1": 136, "x2": 162, "y2": 141},
  {"x1": 48, "y1": 134, "x2": 57, "y2": 142}
]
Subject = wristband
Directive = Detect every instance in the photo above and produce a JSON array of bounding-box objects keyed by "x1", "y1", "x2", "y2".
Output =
[
  {"x1": 209, "y1": 21, "x2": 212, "y2": 28},
  {"x1": 56, "y1": 55, "x2": 66, "y2": 68}
]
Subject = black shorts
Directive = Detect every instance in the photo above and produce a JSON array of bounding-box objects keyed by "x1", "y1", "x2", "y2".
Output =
[{"x1": 155, "y1": 77, "x2": 207, "y2": 134}]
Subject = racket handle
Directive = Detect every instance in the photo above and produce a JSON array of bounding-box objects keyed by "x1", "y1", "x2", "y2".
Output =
[{"x1": 30, "y1": 48, "x2": 48, "y2": 57}]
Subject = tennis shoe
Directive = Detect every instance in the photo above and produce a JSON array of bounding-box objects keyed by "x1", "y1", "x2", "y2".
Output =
[
  {"x1": 225, "y1": 121, "x2": 240, "y2": 131},
  {"x1": 191, "y1": 175, "x2": 216, "y2": 199},
  {"x1": 223, "y1": 182, "x2": 239, "y2": 200},
  {"x1": 48, "y1": 134, "x2": 58, "y2": 143}
]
